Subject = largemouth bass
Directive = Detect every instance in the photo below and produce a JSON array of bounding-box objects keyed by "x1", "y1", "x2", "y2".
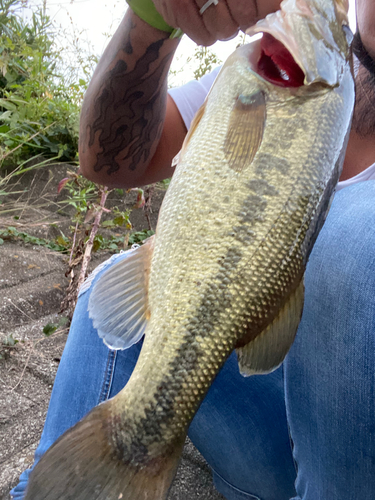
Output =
[{"x1": 25, "y1": 0, "x2": 354, "y2": 498}]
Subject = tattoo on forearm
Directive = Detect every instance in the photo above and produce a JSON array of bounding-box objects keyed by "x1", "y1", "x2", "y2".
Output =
[{"x1": 87, "y1": 28, "x2": 173, "y2": 175}]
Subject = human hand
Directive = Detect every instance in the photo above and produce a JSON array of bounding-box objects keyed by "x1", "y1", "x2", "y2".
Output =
[{"x1": 153, "y1": 0, "x2": 282, "y2": 45}]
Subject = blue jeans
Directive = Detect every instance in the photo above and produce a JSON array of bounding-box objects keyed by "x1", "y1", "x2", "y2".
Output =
[{"x1": 11, "y1": 181, "x2": 375, "y2": 500}]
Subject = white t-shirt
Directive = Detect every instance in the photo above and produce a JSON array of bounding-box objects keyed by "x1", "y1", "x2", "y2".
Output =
[
  {"x1": 169, "y1": 68, "x2": 375, "y2": 190},
  {"x1": 169, "y1": 67, "x2": 220, "y2": 130}
]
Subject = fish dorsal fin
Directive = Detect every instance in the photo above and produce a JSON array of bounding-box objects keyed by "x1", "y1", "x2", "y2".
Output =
[
  {"x1": 224, "y1": 90, "x2": 266, "y2": 172},
  {"x1": 179, "y1": 100, "x2": 207, "y2": 160},
  {"x1": 88, "y1": 236, "x2": 155, "y2": 350},
  {"x1": 236, "y1": 279, "x2": 304, "y2": 375}
]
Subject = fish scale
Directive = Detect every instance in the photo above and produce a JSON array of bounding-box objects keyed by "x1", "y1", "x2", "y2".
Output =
[
  {"x1": 24, "y1": 1, "x2": 354, "y2": 499},
  {"x1": 118, "y1": 59, "x2": 352, "y2": 461}
]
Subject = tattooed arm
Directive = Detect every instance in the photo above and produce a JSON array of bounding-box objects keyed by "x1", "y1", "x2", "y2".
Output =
[{"x1": 79, "y1": 10, "x2": 186, "y2": 188}]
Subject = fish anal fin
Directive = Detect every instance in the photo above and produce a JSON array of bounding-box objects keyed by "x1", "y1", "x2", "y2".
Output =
[
  {"x1": 236, "y1": 279, "x2": 304, "y2": 376},
  {"x1": 88, "y1": 236, "x2": 155, "y2": 350},
  {"x1": 224, "y1": 90, "x2": 266, "y2": 172},
  {"x1": 24, "y1": 400, "x2": 185, "y2": 500}
]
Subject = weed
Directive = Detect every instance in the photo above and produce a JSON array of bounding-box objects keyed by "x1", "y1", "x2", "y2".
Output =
[
  {"x1": 2, "y1": 333, "x2": 18, "y2": 346},
  {"x1": 0, "y1": 226, "x2": 69, "y2": 251},
  {"x1": 43, "y1": 316, "x2": 69, "y2": 337},
  {"x1": 0, "y1": 12, "x2": 80, "y2": 168},
  {"x1": 0, "y1": 333, "x2": 20, "y2": 360},
  {"x1": 0, "y1": 0, "x2": 161, "y2": 322}
]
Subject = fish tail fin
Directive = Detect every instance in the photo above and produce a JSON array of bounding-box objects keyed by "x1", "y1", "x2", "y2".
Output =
[{"x1": 24, "y1": 400, "x2": 184, "y2": 500}]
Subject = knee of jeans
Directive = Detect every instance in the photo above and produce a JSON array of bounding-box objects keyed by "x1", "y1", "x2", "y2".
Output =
[{"x1": 189, "y1": 418, "x2": 296, "y2": 500}]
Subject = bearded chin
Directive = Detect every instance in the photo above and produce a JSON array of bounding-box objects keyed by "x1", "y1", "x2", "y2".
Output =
[{"x1": 352, "y1": 33, "x2": 375, "y2": 138}]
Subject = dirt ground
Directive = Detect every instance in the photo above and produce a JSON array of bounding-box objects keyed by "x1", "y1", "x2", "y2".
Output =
[{"x1": 0, "y1": 166, "x2": 225, "y2": 499}]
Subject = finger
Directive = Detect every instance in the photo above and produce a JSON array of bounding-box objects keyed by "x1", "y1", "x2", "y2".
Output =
[
  {"x1": 225, "y1": 0, "x2": 258, "y2": 32},
  {"x1": 226, "y1": 0, "x2": 281, "y2": 32},
  {"x1": 197, "y1": 0, "x2": 239, "y2": 41},
  {"x1": 173, "y1": 0, "x2": 217, "y2": 45},
  {"x1": 155, "y1": 0, "x2": 217, "y2": 45},
  {"x1": 256, "y1": 0, "x2": 282, "y2": 21}
]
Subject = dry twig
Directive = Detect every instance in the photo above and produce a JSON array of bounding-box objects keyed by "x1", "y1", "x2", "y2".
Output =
[{"x1": 60, "y1": 186, "x2": 109, "y2": 318}]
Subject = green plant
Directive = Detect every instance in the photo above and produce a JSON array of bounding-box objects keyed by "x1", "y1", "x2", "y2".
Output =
[
  {"x1": 43, "y1": 316, "x2": 69, "y2": 336},
  {"x1": 2, "y1": 333, "x2": 18, "y2": 346},
  {"x1": 192, "y1": 46, "x2": 222, "y2": 80},
  {"x1": 0, "y1": 226, "x2": 70, "y2": 251},
  {"x1": 57, "y1": 171, "x2": 98, "y2": 220},
  {"x1": 57, "y1": 173, "x2": 148, "y2": 317},
  {"x1": 0, "y1": 332, "x2": 19, "y2": 360},
  {"x1": 90, "y1": 229, "x2": 155, "y2": 252},
  {"x1": 0, "y1": 0, "x2": 83, "y2": 169},
  {"x1": 129, "y1": 229, "x2": 154, "y2": 245},
  {"x1": 0, "y1": 1, "x2": 163, "y2": 321},
  {"x1": 158, "y1": 178, "x2": 171, "y2": 190}
]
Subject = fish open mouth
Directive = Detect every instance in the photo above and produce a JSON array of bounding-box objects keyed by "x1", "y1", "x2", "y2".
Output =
[{"x1": 257, "y1": 33, "x2": 305, "y2": 88}]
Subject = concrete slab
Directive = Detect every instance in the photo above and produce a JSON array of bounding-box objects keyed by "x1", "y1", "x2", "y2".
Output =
[
  {"x1": 0, "y1": 360, "x2": 49, "y2": 499},
  {"x1": 0, "y1": 273, "x2": 66, "y2": 330},
  {"x1": 0, "y1": 243, "x2": 65, "y2": 290},
  {"x1": 0, "y1": 443, "x2": 38, "y2": 500}
]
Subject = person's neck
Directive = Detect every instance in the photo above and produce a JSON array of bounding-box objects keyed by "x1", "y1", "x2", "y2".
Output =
[{"x1": 340, "y1": 129, "x2": 375, "y2": 180}]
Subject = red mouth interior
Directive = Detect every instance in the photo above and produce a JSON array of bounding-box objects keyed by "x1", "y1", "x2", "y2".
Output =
[{"x1": 257, "y1": 33, "x2": 305, "y2": 88}]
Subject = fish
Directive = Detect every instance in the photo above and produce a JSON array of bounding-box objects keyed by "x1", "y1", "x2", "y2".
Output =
[{"x1": 24, "y1": 0, "x2": 354, "y2": 498}]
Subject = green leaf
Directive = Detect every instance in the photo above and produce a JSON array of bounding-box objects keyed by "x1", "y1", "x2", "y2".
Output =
[
  {"x1": 0, "y1": 98, "x2": 17, "y2": 111},
  {"x1": 92, "y1": 238, "x2": 102, "y2": 252},
  {"x1": 43, "y1": 323, "x2": 57, "y2": 336},
  {"x1": 128, "y1": 229, "x2": 155, "y2": 245},
  {"x1": 2, "y1": 334, "x2": 18, "y2": 346},
  {"x1": 0, "y1": 124, "x2": 10, "y2": 133},
  {"x1": 113, "y1": 215, "x2": 128, "y2": 226},
  {"x1": 101, "y1": 220, "x2": 115, "y2": 227},
  {"x1": 56, "y1": 235, "x2": 69, "y2": 246},
  {"x1": 0, "y1": 110, "x2": 13, "y2": 120}
]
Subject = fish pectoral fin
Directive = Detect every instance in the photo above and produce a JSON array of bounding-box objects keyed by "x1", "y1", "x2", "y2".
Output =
[
  {"x1": 224, "y1": 90, "x2": 266, "y2": 172},
  {"x1": 236, "y1": 279, "x2": 304, "y2": 376},
  {"x1": 88, "y1": 236, "x2": 155, "y2": 350}
]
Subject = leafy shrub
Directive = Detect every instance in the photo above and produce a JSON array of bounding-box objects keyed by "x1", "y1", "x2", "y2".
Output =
[{"x1": 0, "y1": 0, "x2": 84, "y2": 167}]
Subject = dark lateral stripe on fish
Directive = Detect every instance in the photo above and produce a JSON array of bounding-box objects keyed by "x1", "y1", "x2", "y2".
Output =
[
  {"x1": 112, "y1": 247, "x2": 246, "y2": 464},
  {"x1": 114, "y1": 211, "x2": 307, "y2": 463}
]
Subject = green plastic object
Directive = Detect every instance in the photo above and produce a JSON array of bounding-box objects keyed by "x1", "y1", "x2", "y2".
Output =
[
  {"x1": 126, "y1": 0, "x2": 183, "y2": 37},
  {"x1": 170, "y1": 28, "x2": 183, "y2": 39}
]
